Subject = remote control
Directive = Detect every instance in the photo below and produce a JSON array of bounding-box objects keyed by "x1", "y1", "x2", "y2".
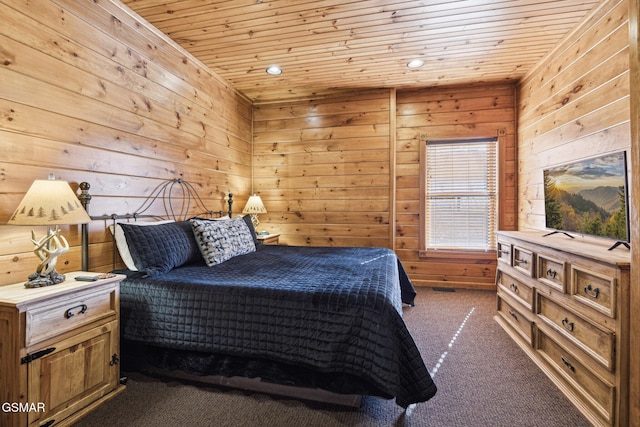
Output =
[{"x1": 75, "y1": 275, "x2": 99, "y2": 282}]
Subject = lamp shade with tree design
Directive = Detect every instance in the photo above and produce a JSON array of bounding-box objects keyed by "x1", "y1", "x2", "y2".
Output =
[{"x1": 8, "y1": 175, "x2": 91, "y2": 288}]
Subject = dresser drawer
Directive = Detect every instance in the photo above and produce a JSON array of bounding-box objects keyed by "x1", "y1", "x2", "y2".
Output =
[
  {"x1": 571, "y1": 266, "x2": 616, "y2": 318},
  {"x1": 497, "y1": 294, "x2": 533, "y2": 345},
  {"x1": 497, "y1": 270, "x2": 533, "y2": 310},
  {"x1": 497, "y1": 240, "x2": 512, "y2": 265},
  {"x1": 25, "y1": 288, "x2": 117, "y2": 347},
  {"x1": 537, "y1": 254, "x2": 567, "y2": 293},
  {"x1": 537, "y1": 294, "x2": 615, "y2": 371},
  {"x1": 536, "y1": 330, "x2": 614, "y2": 424},
  {"x1": 512, "y1": 245, "x2": 534, "y2": 277}
]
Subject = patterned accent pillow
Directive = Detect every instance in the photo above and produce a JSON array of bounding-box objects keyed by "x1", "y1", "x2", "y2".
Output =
[{"x1": 191, "y1": 217, "x2": 256, "y2": 266}]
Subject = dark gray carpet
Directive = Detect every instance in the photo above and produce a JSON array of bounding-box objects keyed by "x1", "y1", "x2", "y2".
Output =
[{"x1": 73, "y1": 288, "x2": 590, "y2": 426}]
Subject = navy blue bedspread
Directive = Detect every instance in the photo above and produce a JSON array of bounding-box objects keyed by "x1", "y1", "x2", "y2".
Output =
[{"x1": 118, "y1": 245, "x2": 436, "y2": 407}]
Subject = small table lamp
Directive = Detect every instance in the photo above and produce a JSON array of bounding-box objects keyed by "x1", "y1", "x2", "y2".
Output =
[
  {"x1": 8, "y1": 175, "x2": 91, "y2": 288},
  {"x1": 242, "y1": 194, "x2": 267, "y2": 229}
]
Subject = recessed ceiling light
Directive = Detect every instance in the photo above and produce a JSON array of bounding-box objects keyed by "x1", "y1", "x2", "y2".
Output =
[
  {"x1": 406, "y1": 59, "x2": 425, "y2": 69},
  {"x1": 266, "y1": 65, "x2": 282, "y2": 75}
]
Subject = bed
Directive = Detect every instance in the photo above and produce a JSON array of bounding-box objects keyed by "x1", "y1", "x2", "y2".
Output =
[{"x1": 79, "y1": 179, "x2": 437, "y2": 409}]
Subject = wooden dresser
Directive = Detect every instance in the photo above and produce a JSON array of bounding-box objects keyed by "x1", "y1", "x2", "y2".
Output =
[
  {"x1": 494, "y1": 231, "x2": 630, "y2": 427},
  {"x1": 0, "y1": 272, "x2": 126, "y2": 427}
]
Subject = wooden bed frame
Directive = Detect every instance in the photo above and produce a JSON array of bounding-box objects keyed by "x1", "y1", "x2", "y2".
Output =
[{"x1": 77, "y1": 178, "x2": 363, "y2": 407}]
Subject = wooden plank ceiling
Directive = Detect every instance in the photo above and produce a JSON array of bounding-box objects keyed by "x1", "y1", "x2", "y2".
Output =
[{"x1": 121, "y1": 0, "x2": 602, "y2": 103}]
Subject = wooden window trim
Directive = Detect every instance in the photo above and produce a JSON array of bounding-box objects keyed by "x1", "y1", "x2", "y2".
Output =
[{"x1": 419, "y1": 130, "x2": 506, "y2": 258}]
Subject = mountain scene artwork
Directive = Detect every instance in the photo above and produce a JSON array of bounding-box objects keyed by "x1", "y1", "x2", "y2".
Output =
[{"x1": 544, "y1": 152, "x2": 628, "y2": 241}]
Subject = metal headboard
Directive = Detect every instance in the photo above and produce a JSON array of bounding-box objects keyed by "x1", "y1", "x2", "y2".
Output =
[{"x1": 78, "y1": 178, "x2": 233, "y2": 271}]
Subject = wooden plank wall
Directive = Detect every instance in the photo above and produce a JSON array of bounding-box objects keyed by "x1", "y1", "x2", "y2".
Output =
[
  {"x1": 630, "y1": 0, "x2": 640, "y2": 422},
  {"x1": 252, "y1": 90, "x2": 393, "y2": 247},
  {"x1": 629, "y1": 0, "x2": 640, "y2": 422},
  {"x1": 253, "y1": 84, "x2": 517, "y2": 289},
  {"x1": 395, "y1": 84, "x2": 517, "y2": 289},
  {"x1": 0, "y1": 0, "x2": 252, "y2": 286},
  {"x1": 517, "y1": 0, "x2": 631, "y2": 231},
  {"x1": 517, "y1": 0, "x2": 634, "y2": 421}
]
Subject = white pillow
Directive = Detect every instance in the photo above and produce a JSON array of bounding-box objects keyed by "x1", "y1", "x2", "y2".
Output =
[{"x1": 109, "y1": 220, "x2": 174, "y2": 270}]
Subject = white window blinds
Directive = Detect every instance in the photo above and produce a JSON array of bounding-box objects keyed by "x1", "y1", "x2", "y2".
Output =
[{"x1": 425, "y1": 138, "x2": 497, "y2": 250}]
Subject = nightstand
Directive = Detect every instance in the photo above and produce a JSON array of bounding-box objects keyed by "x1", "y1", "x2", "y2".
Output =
[
  {"x1": 257, "y1": 233, "x2": 280, "y2": 245},
  {"x1": 0, "y1": 272, "x2": 126, "y2": 427}
]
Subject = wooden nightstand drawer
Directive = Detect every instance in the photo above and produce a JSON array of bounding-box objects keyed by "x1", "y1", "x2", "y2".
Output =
[
  {"x1": 257, "y1": 233, "x2": 280, "y2": 245},
  {"x1": 537, "y1": 293, "x2": 615, "y2": 371},
  {"x1": 571, "y1": 266, "x2": 616, "y2": 318},
  {"x1": 537, "y1": 254, "x2": 567, "y2": 293},
  {"x1": 497, "y1": 271, "x2": 533, "y2": 311},
  {"x1": 25, "y1": 287, "x2": 117, "y2": 348},
  {"x1": 536, "y1": 329, "x2": 614, "y2": 424},
  {"x1": 512, "y1": 245, "x2": 534, "y2": 277}
]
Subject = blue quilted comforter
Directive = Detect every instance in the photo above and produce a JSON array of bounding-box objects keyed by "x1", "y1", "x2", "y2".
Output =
[{"x1": 118, "y1": 245, "x2": 436, "y2": 407}]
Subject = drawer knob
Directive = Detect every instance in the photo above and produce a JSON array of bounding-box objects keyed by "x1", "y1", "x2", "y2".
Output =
[
  {"x1": 546, "y1": 269, "x2": 558, "y2": 279},
  {"x1": 584, "y1": 284, "x2": 600, "y2": 299},
  {"x1": 508, "y1": 309, "x2": 518, "y2": 320},
  {"x1": 509, "y1": 283, "x2": 518, "y2": 293},
  {"x1": 64, "y1": 304, "x2": 88, "y2": 319},
  {"x1": 561, "y1": 317, "x2": 575, "y2": 332},
  {"x1": 561, "y1": 356, "x2": 575, "y2": 372},
  {"x1": 514, "y1": 258, "x2": 528, "y2": 264},
  {"x1": 499, "y1": 249, "x2": 510, "y2": 256}
]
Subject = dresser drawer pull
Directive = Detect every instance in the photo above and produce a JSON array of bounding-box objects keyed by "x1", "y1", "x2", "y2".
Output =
[
  {"x1": 499, "y1": 249, "x2": 510, "y2": 256},
  {"x1": 508, "y1": 310, "x2": 518, "y2": 320},
  {"x1": 64, "y1": 304, "x2": 88, "y2": 319},
  {"x1": 561, "y1": 317, "x2": 575, "y2": 332},
  {"x1": 546, "y1": 269, "x2": 558, "y2": 279},
  {"x1": 509, "y1": 283, "x2": 518, "y2": 293},
  {"x1": 584, "y1": 284, "x2": 600, "y2": 299},
  {"x1": 514, "y1": 258, "x2": 528, "y2": 264},
  {"x1": 561, "y1": 356, "x2": 575, "y2": 372},
  {"x1": 21, "y1": 347, "x2": 56, "y2": 364}
]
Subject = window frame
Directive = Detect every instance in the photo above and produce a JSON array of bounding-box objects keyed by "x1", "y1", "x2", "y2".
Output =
[{"x1": 419, "y1": 133, "x2": 503, "y2": 258}]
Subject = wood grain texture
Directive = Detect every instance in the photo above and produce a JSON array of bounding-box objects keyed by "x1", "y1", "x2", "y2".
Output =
[
  {"x1": 0, "y1": 0, "x2": 252, "y2": 282},
  {"x1": 252, "y1": 83, "x2": 516, "y2": 288},
  {"x1": 0, "y1": 0, "x2": 637, "y2": 421},
  {"x1": 121, "y1": 0, "x2": 600, "y2": 102},
  {"x1": 396, "y1": 83, "x2": 517, "y2": 288},
  {"x1": 252, "y1": 90, "x2": 393, "y2": 248},
  {"x1": 628, "y1": 0, "x2": 640, "y2": 424},
  {"x1": 516, "y1": 2, "x2": 634, "y2": 423},
  {"x1": 0, "y1": 0, "x2": 637, "y2": 422},
  {"x1": 517, "y1": 0, "x2": 631, "y2": 232}
]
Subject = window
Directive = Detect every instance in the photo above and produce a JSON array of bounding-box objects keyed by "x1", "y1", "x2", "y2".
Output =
[{"x1": 420, "y1": 137, "x2": 498, "y2": 252}]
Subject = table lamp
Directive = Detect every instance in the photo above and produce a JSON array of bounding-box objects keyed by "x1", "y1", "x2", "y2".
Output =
[
  {"x1": 8, "y1": 175, "x2": 91, "y2": 288},
  {"x1": 242, "y1": 194, "x2": 267, "y2": 229}
]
